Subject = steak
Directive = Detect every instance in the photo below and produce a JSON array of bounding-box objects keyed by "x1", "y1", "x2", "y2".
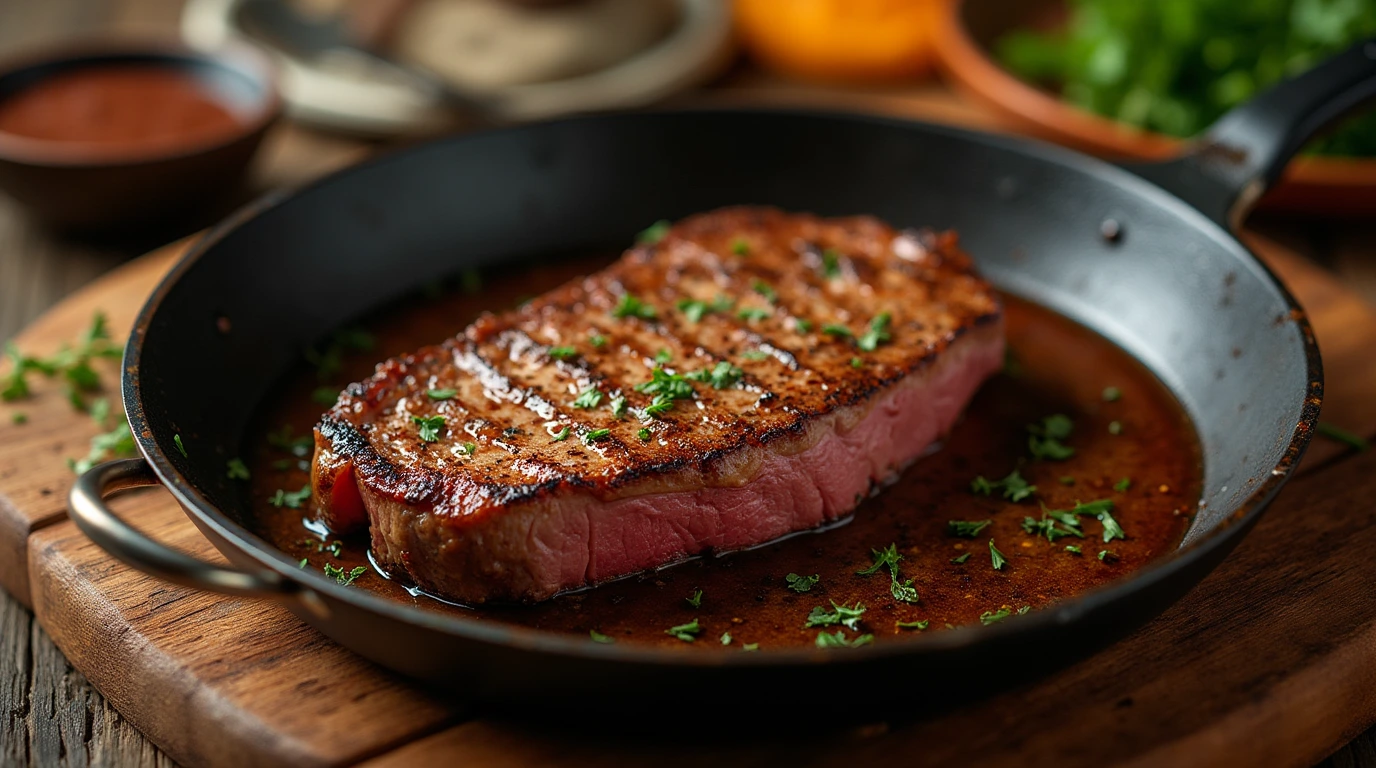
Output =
[{"x1": 311, "y1": 207, "x2": 1004, "y2": 604}]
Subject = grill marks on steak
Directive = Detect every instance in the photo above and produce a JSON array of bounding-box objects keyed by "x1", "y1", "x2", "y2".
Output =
[{"x1": 312, "y1": 207, "x2": 1004, "y2": 603}]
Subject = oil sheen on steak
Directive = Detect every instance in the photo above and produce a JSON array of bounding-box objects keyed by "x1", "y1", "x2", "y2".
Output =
[{"x1": 311, "y1": 207, "x2": 1004, "y2": 604}]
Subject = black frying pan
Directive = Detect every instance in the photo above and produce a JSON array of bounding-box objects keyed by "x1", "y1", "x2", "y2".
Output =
[{"x1": 68, "y1": 41, "x2": 1376, "y2": 712}]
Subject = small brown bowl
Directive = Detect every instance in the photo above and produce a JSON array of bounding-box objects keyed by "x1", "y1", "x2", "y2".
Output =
[
  {"x1": 0, "y1": 41, "x2": 281, "y2": 233},
  {"x1": 933, "y1": 0, "x2": 1376, "y2": 216}
]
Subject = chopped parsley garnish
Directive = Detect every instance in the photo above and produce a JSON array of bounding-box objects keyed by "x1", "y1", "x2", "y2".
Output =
[
  {"x1": 644, "y1": 393, "x2": 676, "y2": 419},
  {"x1": 821, "y1": 249, "x2": 842, "y2": 278},
  {"x1": 742, "y1": 643, "x2": 760, "y2": 651},
  {"x1": 311, "y1": 387, "x2": 338, "y2": 406},
  {"x1": 226, "y1": 459, "x2": 250, "y2": 481},
  {"x1": 947, "y1": 519, "x2": 992, "y2": 538},
  {"x1": 1098, "y1": 507, "x2": 1126, "y2": 542},
  {"x1": 299, "y1": 558, "x2": 308, "y2": 569},
  {"x1": 731, "y1": 238, "x2": 750, "y2": 256},
  {"x1": 980, "y1": 607, "x2": 1012, "y2": 625},
  {"x1": 1027, "y1": 414, "x2": 1075, "y2": 460},
  {"x1": 323, "y1": 563, "x2": 368, "y2": 587},
  {"x1": 677, "y1": 296, "x2": 733, "y2": 323},
  {"x1": 610, "y1": 396, "x2": 628, "y2": 418},
  {"x1": 571, "y1": 387, "x2": 603, "y2": 409},
  {"x1": 412, "y1": 414, "x2": 445, "y2": 442},
  {"x1": 850, "y1": 357, "x2": 863, "y2": 369},
  {"x1": 637, "y1": 428, "x2": 652, "y2": 441},
  {"x1": 1102, "y1": 386, "x2": 1122, "y2": 402},
  {"x1": 1099, "y1": 549, "x2": 1120, "y2": 562},
  {"x1": 1022, "y1": 511, "x2": 1085, "y2": 542},
  {"x1": 269, "y1": 486, "x2": 311, "y2": 509},
  {"x1": 584, "y1": 428, "x2": 612, "y2": 444},
  {"x1": 686, "y1": 361, "x2": 743, "y2": 390},
  {"x1": 665, "y1": 619, "x2": 701, "y2": 642},
  {"x1": 721, "y1": 632, "x2": 732, "y2": 645},
  {"x1": 654, "y1": 349, "x2": 672, "y2": 364},
  {"x1": 1114, "y1": 477, "x2": 1131, "y2": 492},
  {"x1": 951, "y1": 552, "x2": 971, "y2": 564},
  {"x1": 459, "y1": 442, "x2": 477, "y2": 456},
  {"x1": 1317, "y1": 421, "x2": 1370, "y2": 451},
  {"x1": 635, "y1": 367, "x2": 694, "y2": 399},
  {"x1": 552, "y1": 426, "x2": 570, "y2": 442},
  {"x1": 589, "y1": 333, "x2": 608, "y2": 349},
  {"x1": 794, "y1": 319, "x2": 813, "y2": 333},
  {"x1": 856, "y1": 543, "x2": 918, "y2": 603},
  {"x1": 857, "y1": 313, "x2": 892, "y2": 352},
  {"x1": 548, "y1": 346, "x2": 578, "y2": 360},
  {"x1": 815, "y1": 631, "x2": 874, "y2": 648},
  {"x1": 752, "y1": 280, "x2": 778, "y2": 303},
  {"x1": 897, "y1": 619, "x2": 930, "y2": 630},
  {"x1": 737, "y1": 306, "x2": 772, "y2": 322},
  {"x1": 589, "y1": 630, "x2": 614, "y2": 644},
  {"x1": 686, "y1": 589, "x2": 703, "y2": 608},
  {"x1": 989, "y1": 539, "x2": 1008, "y2": 570},
  {"x1": 612, "y1": 294, "x2": 657, "y2": 320},
  {"x1": 970, "y1": 469, "x2": 1037, "y2": 502},
  {"x1": 785, "y1": 573, "x2": 819, "y2": 593},
  {"x1": 806, "y1": 600, "x2": 866, "y2": 630},
  {"x1": 3, "y1": 312, "x2": 120, "y2": 406},
  {"x1": 741, "y1": 350, "x2": 769, "y2": 361},
  {"x1": 637, "y1": 219, "x2": 671, "y2": 245},
  {"x1": 173, "y1": 434, "x2": 188, "y2": 458},
  {"x1": 1065, "y1": 545, "x2": 1083, "y2": 554},
  {"x1": 1109, "y1": 421, "x2": 1123, "y2": 435},
  {"x1": 821, "y1": 323, "x2": 853, "y2": 338}
]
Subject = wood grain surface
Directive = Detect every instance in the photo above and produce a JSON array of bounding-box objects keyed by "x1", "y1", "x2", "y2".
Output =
[{"x1": 2, "y1": 1, "x2": 1376, "y2": 766}]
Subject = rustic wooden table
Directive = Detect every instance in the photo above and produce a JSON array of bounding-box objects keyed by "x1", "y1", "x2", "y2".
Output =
[{"x1": 3, "y1": 1, "x2": 1376, "y2": 766}]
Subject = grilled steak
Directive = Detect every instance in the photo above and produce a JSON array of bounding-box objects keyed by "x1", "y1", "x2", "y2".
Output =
[{"x1": 311, "y1": 207, "x2": 1004, "y2": 604}]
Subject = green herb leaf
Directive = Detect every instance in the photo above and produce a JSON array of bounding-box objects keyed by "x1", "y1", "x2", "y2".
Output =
[
  {"x1": 644, "y1": 393, "x2": 676, "y2": 419},
  {"x1": 589, "y1": 630, "x2": 614, "y2": 644},
  {"x1": 1098, "y1": 507, "x2": 1126, "y2": 542},
  {"x1": 896, "y1": 619, "x2": 930, "y2": 630},
  {"x1": 821, "y1": 249, "x2": 842, "y2": 278},
  {"x1": 856, "y1": 543, "x2": 901, "y2": 576},
  {"x1": 821, "y1": 323, "x2": 853, "y2": 338},
  {"x1": 548, "y1": 346, "x2": 578, "y2": 360},
  {"x1": 412, "y1": 414, "x2": 445, "y2": 442},
  {"x1": 737, "y1": 306, "x2": 772, "y2": 322},
  {"x1": 426, "y1": 388, "x2": 457, "y2": 402},
  {"x1": 1102, "y1": 386, "x2": 1122, "y2": 402},
  {"x1": 686, "y1": 361, "x2": 743, "y2": 390},
  {"x1": 654, "y1": 349, "x2": 672, "y2": 364},
  {"x1": 1065, "y1": 545, "x2": 1083, "y2": 555},
  {"x1": 989, "y1": 539, "x2": 1008, "y2": 570},
  {"x1": 741, "y1": 350, "x2": 769, "y2": 361},
  {"x1": 1099, "y1": 549, "x2": 1119, "y2": 562},
  {"x1": 637, "y1": 428, "x2": 651, "y2": 441},
  {"x1": 857, "y1": 313, "x2": 892, "y2": 352},
  {"x1": 638, "y1": 220, "x2": 671, "y2": 245},
  {"x1": 731, "y1": 238, "x2": 750, "y2": 256},
  {"x1": 610, "y1": 396, "x2": 627, "y2": 418},
  {"x1": 552, "y1": 426, "x2": 570, "y2": 442},
  {"x1": 269, "y1": 486, "x2": 311, "y2": 509},
  {"x1": 635, "y1": 367, "x2": 694, "y2": 399},
  {"x1": 947, "y1": 519, "x2": 992, "y2": 538},
  {"x1": 720, "y1": 632, "x2": 732, "y2": 645},
  {"x1": 1028, "y1": 414, "x2": 1076, "y2": 460},
  {"x1": 584, "y1": 428, "x2": 612, "y2": 444},
  {"x1": 850, "y1": 357, "x2": 863, "y2": 369},
  {"x1": 742, "y1": 643, "x2": 760, "y2": 651},
  {"x1": 951, "y1": 552, "x2": 971, "y2": 564},
  {"x1": 571, "y1": 387, "x2": 603, "y2": 409},
  {"x1": 11, "y1": 412, "x2": 27, "y2": 425},
  {"x1": 785, "y1": 573, "x2": 820, "y2": 593},
  {"x1": 794, "y1": 319, "x2": 813, "y2": 333},
  {"x1": 460, "y1": 442, "x2": 478, "y2": 456},
  {"x1": 68, "y1": 422, "x2": 137, "y2": 474},
  {"x1": 1114, "y1": 477, "x2": 1131, "y2": 492},
  {"x1": 980, "y1": 607, "x2": 1012, "y2": 626},
  {"x1": 589, "y1": 333, "x2": 608, "y2": 349},
  {"x1": 752, "y1": 279, "x2": 778, "y2": 304},
  {"x1": 686, "y1": 589, "x2": 703, "y2": 608},
  {"x1": 173, "y1": 434, "x2": 188, "y2": 458},
  {"x1": 666, "y1": 618, "x2": 701, "y2": 642},
  {"x1": 815, "y1": 631, "x2": 874, "y2": 648},
  {"x1": 227, "y1": 458, "x2": 250, "y2": 481},
  {"x1": 856, "y1": 544, "x2": 919, "y2": 604},
  {"x1": 1109, "y1": 421, "x2": 1123, "y2": 435},
  {"x1": 805, "y1": 600, "x2": 866, "y2": 631},
  {"x1": 612, "y1": 294, "x2": 657, "y2": 320},
  {"x1": 971, "y1": 469, "x2": 1037, "y2": 502}
]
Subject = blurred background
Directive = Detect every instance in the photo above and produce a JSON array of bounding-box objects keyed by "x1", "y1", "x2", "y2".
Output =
[{"x1": 0, "y1": 0, "x2": 1374, "y2": 764}]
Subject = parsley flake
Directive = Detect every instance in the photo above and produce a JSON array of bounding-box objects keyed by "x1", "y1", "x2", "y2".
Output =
[
  {"x1": 1065, "y1": 545, "x2": 1083, "y2": 554},
  {"x1": 951, "y1": 552, "x2": 971, "y2": 564},
  {"x1": 552, "y1": 426, "x2": 570, "y2": 442},
  {"x1": 737, "y1": 306, "x2": 772, "y2": 322},
  {"x1": 637, "y1": 428, "x2": 652, "y2": 441},
  {"x1": 686, "y1": 589, "x2": 703, "y2": 608},
  {"x1": 741, "y1": 350, "x2": 769, "y2": 361},
  {"x1": 821, "y1": 249, "x2": 842, "y2": 278},
  {"x1": 654, "y1": 349, "x2": 672, "y2": 364},
  {"x1": 794, "y1": 319, "x2": 813, "y2": 333},
  {"x1": 686, "y1": 361, "x2": 743, "y2": 390},
  {"x1": 589, "y1": 333, "x2": 608, "y2": 349},
  {"x1": 548, "y1": 346, "x2": 577, "y2": 360},
  {"x1": 856, "y1": 543, "x2": 919, "y2": 603},
  {"x1": 644, "y1": 393, "x2": 676, "y2": 419},
  {"x1": 637, "y1": 220, "x2": 671, "y2": 245},
  {"x1": 11, "y1": 412, "x2": 27, "y2": 425},
  {"x1": 412, "y1": 414, "x2": 445, "y2": 442},
  {"x1": 571, "y1": 387, "x2": 603, "y2": 409},
  {"x1": 720, "y1": 632, "x2": 732, "y2": 645},
  {"x1": 857, "y1": 313, "x2": 892, "y2": 351},
  {"x1": 635, "y1": 367, "x2": 694, "y2": 399},
  {"x1": 1103, "y1": 386, "x2": 1122, "y2": 402},
  {"x1": 612, "y1": 294, "x2": 657, "y2": 320},
  {"x1": 785, "y1": 573, "x2": 819, "y2": 593},
  {"x1": 752, "y1": 279, "x2": 778, "y2": 304},
  {"x1": 666, "y1": 619, "x2": 701, "y2": 642},
  {"x1": 731, "y1": 238, "x2": 750, "y2": 255},
  {"x1": 323, "y1": 563, "x2": 368, "y2": 587},
  {"x1": 989, "y1": 539, "x2": 1008, "y2": 570},
  {"x1": 173, "y1": 434, "x2": 188, "y2": 458},
  {"x1": 896, "y1": 619, "x2": 930, "y2": 630},
  {"x1": 1109, "y1": 420, "x2": 1123, "y2": 435},
  {"x1": 806, "y1": 601, "x2": 866, "y2": 630},
  {"x1": 816, "y1": 631, "x2": 874, "y2": 648},
  {"x1": 980, "y1": 607, "x2": 1012, "y2": 625},
  {"x1": 226, "y1": 459, "x2": 250, "y2": 481},
  {"x1": 742, "y1": 643, "x2": 760, "y2": 651},
  {"x1": 269, "y1": 486, "x2": 311, "y2": 509},
  {"x1": 970, "y1": 469, "x2": 1037, "y2": 502},
  {"x1": 1028, "y1": 414, "x2": 1075, "y2": 460},
  {"x1": 610, "y1": 396, "x2": 628, "y2": 418},
  {"x1": 584, "y1": 428, "x2": 612, "y2": 444},
  {"x1": 1098, "y1": 507, "x2": 1126, "y2": 542},
  {"x1": 589, "y1": 630, "x2": 614, "y2": 644},
  {"x1": 1114, "y1": 477, "x2": 1131, "y2": 492},
  {"x1": 850, "y1": 357, "x2": 863, "y2": 369},
  {"x1": 821, "y1": 323, "x2": 853, "y2": 338},
  {"x1": 947, "y1": 519, "x2": 992, "y2": 538}
]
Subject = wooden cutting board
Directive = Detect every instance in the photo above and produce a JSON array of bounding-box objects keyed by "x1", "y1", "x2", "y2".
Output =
[{"x1": 2, "y1": 233, "x2": 1376, "y2": 768}]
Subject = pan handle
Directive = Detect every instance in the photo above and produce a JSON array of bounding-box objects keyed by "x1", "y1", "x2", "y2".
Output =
[
  {"x1": 69, "y1": 458, "x2": 327, "y2": 614},
  {"x1": 1128, "y1": 38, "x2": 1376, "y2": 228}
]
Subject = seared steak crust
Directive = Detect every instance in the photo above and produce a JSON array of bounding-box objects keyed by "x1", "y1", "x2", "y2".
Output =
[{"x1": 312, "y1": 207, "x2": 1003, "y2": 603}]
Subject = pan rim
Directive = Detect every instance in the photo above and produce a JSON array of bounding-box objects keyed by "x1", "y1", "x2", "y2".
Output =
[{"x1": 121, "y1": 106, "x2": 1323, "y2": 668}]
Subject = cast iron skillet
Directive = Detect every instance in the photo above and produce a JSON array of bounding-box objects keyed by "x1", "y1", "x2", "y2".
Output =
[{"x1": 69, "y1": 42, "x2": 1375, "y2": 712}]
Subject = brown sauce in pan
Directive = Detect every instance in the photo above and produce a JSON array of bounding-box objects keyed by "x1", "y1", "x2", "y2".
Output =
[{"x1": 246, "y1": 252, "x2": 1201, "y2": 650}]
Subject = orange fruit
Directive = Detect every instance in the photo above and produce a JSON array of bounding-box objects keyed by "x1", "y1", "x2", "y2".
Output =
[{"x1": 733, "y1": 0, "x2": 943, "y2": 83}]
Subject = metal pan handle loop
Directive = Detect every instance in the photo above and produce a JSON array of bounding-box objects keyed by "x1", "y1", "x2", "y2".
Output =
[{"x1": 69, "y1": 458, "x2": 311, "y2": 604}]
